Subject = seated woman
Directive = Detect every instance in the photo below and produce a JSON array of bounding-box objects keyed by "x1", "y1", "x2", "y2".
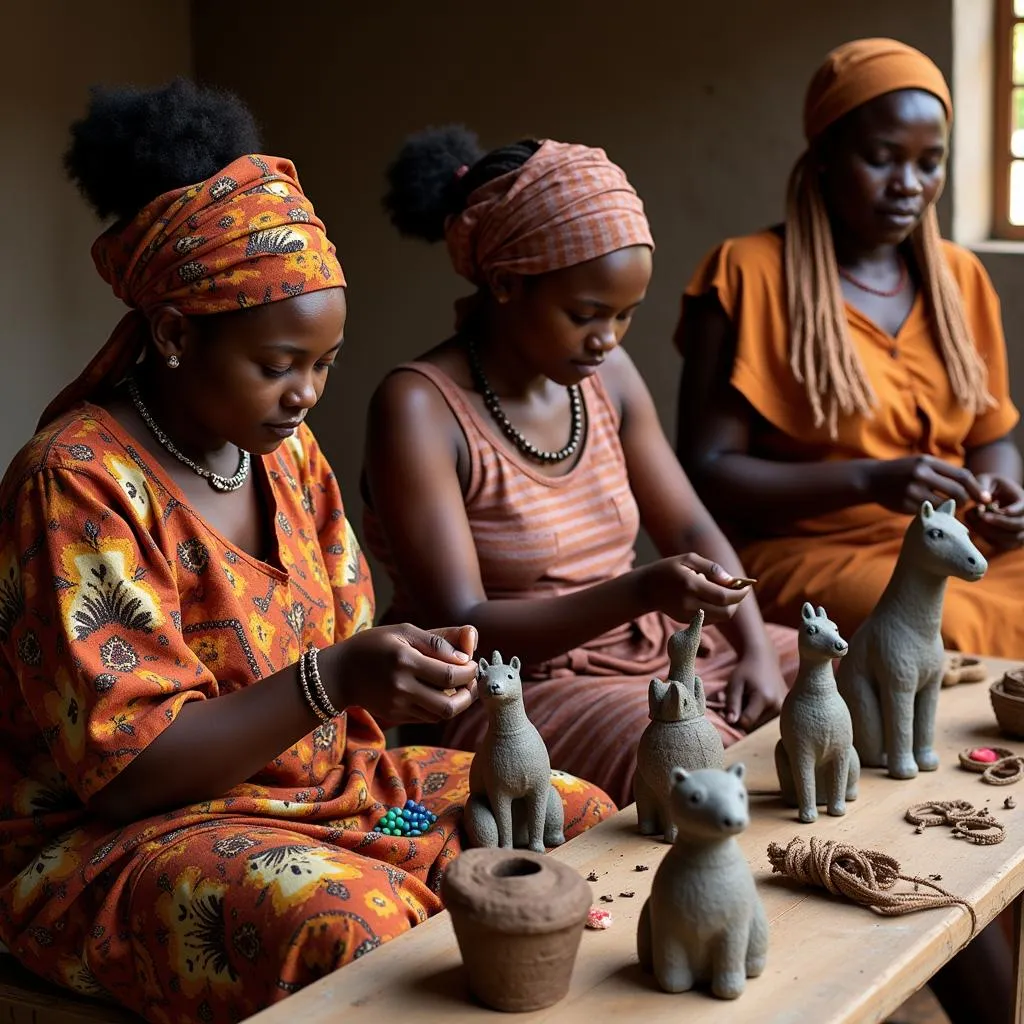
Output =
[
  {"x1": 0, "y1": 82, "x2": 613, "y2": 1023},
  {"x1": 362, "y1": 126, "x2": 798, "y2": 808},
  {"x1": 676, "y1": 38, "x2": 1024, "y2": 657}
]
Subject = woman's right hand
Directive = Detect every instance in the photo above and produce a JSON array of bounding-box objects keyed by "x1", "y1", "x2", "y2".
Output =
[
  {"x1": 868, "y1": 455, "x2": 991, "y2": 515},
  {"x1": 327, "y1": 624, "x2": 480, "y2": 724},
  {"x1": 637, "y1": 555, "x2": 750, "y2": 624}
]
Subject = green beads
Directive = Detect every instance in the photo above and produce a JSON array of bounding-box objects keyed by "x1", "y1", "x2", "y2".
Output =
[{"x1": 376, "y1": 799, "x2": 437, "y2": 838}]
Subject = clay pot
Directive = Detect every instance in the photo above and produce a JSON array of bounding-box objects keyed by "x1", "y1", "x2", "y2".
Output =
[{"x1": 442, "y1": 848, "x2": 590, "y2": 1012}]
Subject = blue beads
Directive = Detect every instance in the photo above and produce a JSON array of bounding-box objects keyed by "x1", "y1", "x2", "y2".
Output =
[{"x1": 376, "y1": 800, "x2": 437, "y2": 838}]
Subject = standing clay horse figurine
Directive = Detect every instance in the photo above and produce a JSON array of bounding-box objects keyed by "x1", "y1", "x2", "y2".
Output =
[
  {"x1": 775, "y1": 603, "x2": 859, "y2": 822},
  {"x1": 838, "y1": 499, "x2": 987, "y2": 779},
  {"x1": 465, "y1": 651, "x2": 565, "y2": 852},
  {"x1": 637, "y1": 764, "x2": 768, "y2": 999},
  {"x1": 634, "y1": 610, "x2": 725, "y2": 841}
]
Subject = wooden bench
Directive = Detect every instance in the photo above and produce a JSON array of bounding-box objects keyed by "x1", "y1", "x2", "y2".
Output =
[
  {"x1": 0, "y1": 955, "x2": 140, "y2": 1023},
  {"x1": 244, "y1": 654, "x2": 1024, "y2": 1024}
]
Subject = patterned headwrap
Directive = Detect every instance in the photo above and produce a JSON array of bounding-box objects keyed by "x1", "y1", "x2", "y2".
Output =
[
  {"x1": 39, "y1": 153, "x2": 344, "y2": 429},
  {"x1": 803, "y1": 37, "x2": 952, "y2": 141},
  {"x1": 444, "y1": 139, "x2": 653, "y2": 288}
]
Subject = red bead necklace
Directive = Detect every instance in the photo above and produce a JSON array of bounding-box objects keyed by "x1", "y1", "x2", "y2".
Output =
[{"x1": 838, "y1": 259, "x2": 908, "y2": 298}]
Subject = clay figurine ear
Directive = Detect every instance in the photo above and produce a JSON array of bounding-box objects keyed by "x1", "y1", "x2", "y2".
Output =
[
  {"x1": 816, "y1": 605, "x2": 827, "y2": 619},
  {"x1": 509, "y1": 656, "x2": 521, "y2": 671},
  {"x1": 491, "y1": 650, "x2": 503, "y2": 665},
  {"x1": 728, "y1": 762, "x2": 746, "y2": 781},
  {"x1": 938, "y1": 498, "x2": 956, "y2": 515},
  {"x1": 478, "y1": 657, "x2": 490, "y2": 672},
  {"x1": 921, "y1": 500, "x2": 934, "y2": 518},
  {"x1": 670, "y1": 766, "x2": 690, "y2": 785},
  {"x1": 801, "y1": 602, "x2": 815, "y2": 621}
]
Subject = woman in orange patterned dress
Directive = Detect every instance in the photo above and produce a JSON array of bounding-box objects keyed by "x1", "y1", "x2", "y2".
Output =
[{"x1": 0, "y1": 82, "x2": 613, "y2": 1024}]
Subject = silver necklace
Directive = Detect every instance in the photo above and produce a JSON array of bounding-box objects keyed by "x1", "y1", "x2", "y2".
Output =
[
  {"x1": 127, "y1": 376, "x2": 251, "y2": 493},
  {"x1": 467, "y1": 339, "x2": 584, "y2": 464}
]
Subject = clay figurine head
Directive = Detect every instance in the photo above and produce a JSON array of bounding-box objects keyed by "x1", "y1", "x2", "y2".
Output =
[
  {"x1": 799, "y1": 603, "x2": 848, "y2": 662},
  {"x1": 648, "y1": 678, "x2": 695, "y2": 722},
  {"x1": 906, "y1": 499, "x2": 987, "y2": 582},
  {"x1": 669, "y1": 763, "x2": 749, "y2": 840},
  {"x1": 478, "y1": 651, "x2": 523, "y2": 703},
  {"x1": 667, "y1": 609, "x2": 704, "y2": 682}
]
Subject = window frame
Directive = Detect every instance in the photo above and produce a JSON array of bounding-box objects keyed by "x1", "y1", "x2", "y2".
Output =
[{"x1": 994, "y1": 0, "x2": 1024, "y2": 238}]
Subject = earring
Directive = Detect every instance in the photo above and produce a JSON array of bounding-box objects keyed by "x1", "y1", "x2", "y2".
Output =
[{"x1": 167, "y1": 354, "x2": 180, "y2": 369}]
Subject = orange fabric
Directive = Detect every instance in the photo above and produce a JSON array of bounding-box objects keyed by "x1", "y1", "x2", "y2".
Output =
[
  {"x1": 681, "y1": 230, "x2": 1024, "y2": 656},
  {"x1": 0, "y1": 409, "x2": 613, "y2": 1021},
  {"x1": 444, "y1": 139, "x2": 653, "y2": 286},
  {"x1": 362, "y1": 362, "x2": 800, "y2": 807},
  {"x1": 803, "y1": 38, "x2": 952, "y2": 140},
  {"x1": 39, "y1": 154, "x2": 345, "y2": 429}
]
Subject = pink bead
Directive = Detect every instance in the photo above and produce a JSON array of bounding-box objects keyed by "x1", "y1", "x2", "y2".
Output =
[
  {"x1": 586, "y1": 907, "x2": 613, "y2": 930},
  {"x1": 970, "y1": 747, "x2": 1000, "y2": 763}
]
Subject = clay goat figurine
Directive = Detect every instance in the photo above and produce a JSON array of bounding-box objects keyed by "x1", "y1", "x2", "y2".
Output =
[
  {"x1": 465, "y1": 651, "x2": 565, "y2": 852},
  {"x1": 837, "y1": 499, "x2": 987, "y2": 779},
  {"x1": 775, "y1": 603, "x2": 859, "y2": 822},
  {"x1": 637, "y1": 764, "x2": 768, "y2": 999},
  {"x1": 634, "y1": 610, "x2": 725, "y2": 841}
]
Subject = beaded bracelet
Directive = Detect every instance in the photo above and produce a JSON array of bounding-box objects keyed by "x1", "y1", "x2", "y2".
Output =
[
  {"x1": 304, "y1": 644, "x2": 342, "y2": 720},
  {"x1": 298, "y1": 647, "x2": 332, "y2": 723}
]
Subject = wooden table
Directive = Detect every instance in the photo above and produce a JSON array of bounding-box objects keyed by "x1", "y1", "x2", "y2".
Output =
[{"x1": 250, "y1": 657, "x2": 1024, "y2": 1024}]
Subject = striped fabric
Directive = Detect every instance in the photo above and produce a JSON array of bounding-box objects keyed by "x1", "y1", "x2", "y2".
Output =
[
  {"x1": 444, "y1": 140, "x2": 653, "y2": 286},
  {"x1": 363, "y1": 362, "x2": 798, "y2": 807}
]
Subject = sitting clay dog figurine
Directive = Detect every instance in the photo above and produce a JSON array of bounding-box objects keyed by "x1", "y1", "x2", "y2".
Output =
[
  {"x1": 637, "y1": 764, "x2": 768, "y2": 999},
  {"x1": 775, "y1": 603, "x2": 859, "y2": 823},
  {"x1": 464, "y1": 651, "x2": 565, "y2": 852}
]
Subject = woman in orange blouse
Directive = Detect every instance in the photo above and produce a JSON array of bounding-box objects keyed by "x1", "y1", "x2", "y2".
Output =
[
  {"x1": 676, "y1": 40, "x2": 1017, "y2": 1023},
  {"x1": 676, "y1": 39, "x2": 1024, "y2": 658},
  {"x1": 0, "y1": 82, "x2": 612, "y2": 1023}
]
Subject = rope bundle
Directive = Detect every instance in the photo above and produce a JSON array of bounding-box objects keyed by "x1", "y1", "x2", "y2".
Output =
[{"x1": 767, "y1": 836, "x2": 977, "y2": 934}]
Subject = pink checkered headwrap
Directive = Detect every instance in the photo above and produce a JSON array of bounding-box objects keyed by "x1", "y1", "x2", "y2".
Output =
[{"x1": 444, "y1": 140, "x2": 653, "y2": 286}]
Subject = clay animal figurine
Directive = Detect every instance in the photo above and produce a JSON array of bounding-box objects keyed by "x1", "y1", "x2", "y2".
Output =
[
  {"x1": 634, "y1": 610, "x2": 725, "y2": 842},
  {"x1": 775, "y1": 603, "x2": 859, "y2": 823},
  {"x1": 837, "y1": 499, "x2": 987, "y2": 779},
  {"x1": 465, "y1": 651, "x2": 565, "y2": 852},
  {"x1": 637, "y1": 764, "x2": 768, "y2": 999}
]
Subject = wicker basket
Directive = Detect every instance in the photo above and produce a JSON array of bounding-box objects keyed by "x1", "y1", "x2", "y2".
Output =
[{"x1": 990, "y1": 677, "x2": 1024, "y2": 738}]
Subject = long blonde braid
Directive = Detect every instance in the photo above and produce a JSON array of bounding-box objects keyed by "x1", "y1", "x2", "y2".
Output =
[{"x1": 784, "y1": 151, "x2": 993, "y2": 437}]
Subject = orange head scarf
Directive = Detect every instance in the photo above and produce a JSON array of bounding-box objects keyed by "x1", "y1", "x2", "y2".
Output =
[
  {"x1": 803, "y1": 37, "x2": 952, "y2": 141},
  {"x1": 784, "y1": 38, "x2": 989, "y2": 436},
  {"x1": 39, "y1": 153, "x2": 345, "y2": 429},
  {"x1": 444, "y1": 139, "x2": 653, "y2": 288}
]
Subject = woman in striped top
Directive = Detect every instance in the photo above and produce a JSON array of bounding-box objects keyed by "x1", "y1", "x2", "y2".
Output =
[{"x1": 361, "y1": 127, "x2": 798, "y2": 806}]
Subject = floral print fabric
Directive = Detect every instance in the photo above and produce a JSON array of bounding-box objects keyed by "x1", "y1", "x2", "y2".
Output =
[{"x1": 0, "y1": 407, "x2": 613, "y2": 1023}]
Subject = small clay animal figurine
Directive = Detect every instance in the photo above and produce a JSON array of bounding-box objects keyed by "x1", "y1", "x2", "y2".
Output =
[
  {"x1": 465, "y1": 651, "x2": 565, "y2": 852},
  {"x1": 775, "y1": 603, "x2": 859, "y2": 823},
  {"x1": 634, "y1": 610, "x2": 725, "y2": 841},
  {"x1": 838, "y1": 499, "x2": 987, "y2": 779},
  {"x1": 637, "y1": 764, "x2": 768, "y2": 999}
]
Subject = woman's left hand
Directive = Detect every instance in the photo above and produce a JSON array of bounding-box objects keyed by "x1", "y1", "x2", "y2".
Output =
[
  {"x1": 967, "y1": 475, "x2": 1024, "y2": 551},
  {"x1": 723, "y1": 646, "x2": 788, "y2": 733}
]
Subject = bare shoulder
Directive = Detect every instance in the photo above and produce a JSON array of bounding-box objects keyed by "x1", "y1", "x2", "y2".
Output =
[{"x1": 597, "y1": 346, "x2": 651, "y2": 417}]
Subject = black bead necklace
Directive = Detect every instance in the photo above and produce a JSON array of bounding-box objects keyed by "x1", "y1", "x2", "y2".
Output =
[{"x1": 466, "y1": 339, "x2": 584, "y2": 464}]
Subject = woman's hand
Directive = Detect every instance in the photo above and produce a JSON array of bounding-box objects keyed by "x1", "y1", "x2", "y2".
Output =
[
  {"x1": 329, "y1": 624, "x2": 480, "y2": 725},
  {"x1": 967, "y1": 475, "x2": 1024, "y2": 551},
  {"x1": 721, "y1": 646, "x2": 787, "y2": 732},
  {"x1": 638, "y1": 554, "x2": 750, "y2": 624},
  {"x1": 868, "y1": 456, "x2": 989, "y2": 515}
]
